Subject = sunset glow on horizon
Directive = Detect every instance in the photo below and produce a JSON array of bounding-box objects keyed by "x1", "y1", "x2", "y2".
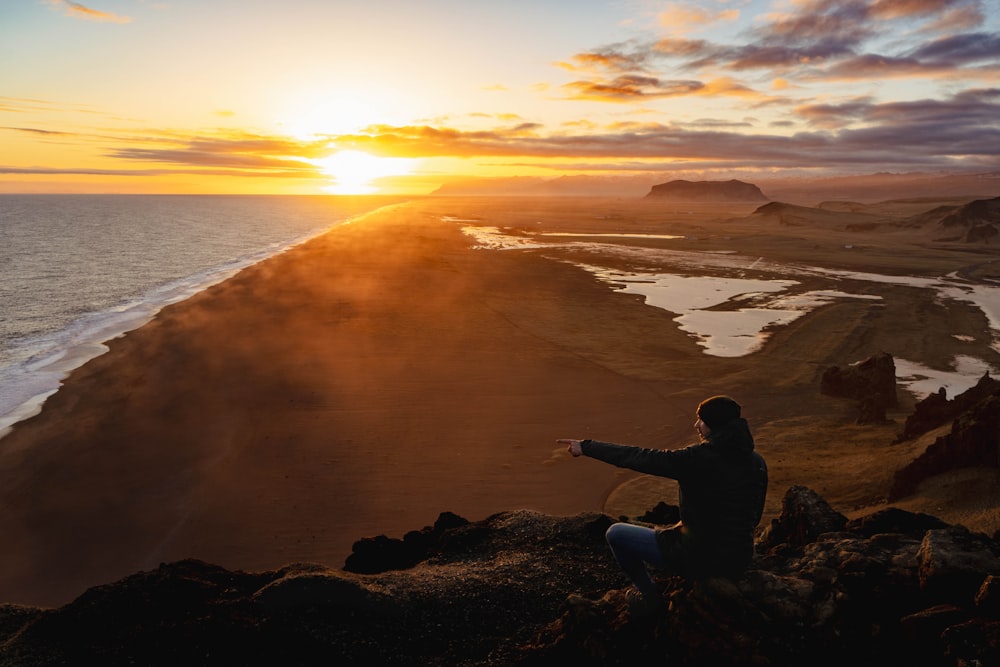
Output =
[
  {"x1": 2, "y1": 0, "x2": 998, "y2": 195},
  {"x1": 313, "y1": 150, "x2": 420, "y2": 195}
]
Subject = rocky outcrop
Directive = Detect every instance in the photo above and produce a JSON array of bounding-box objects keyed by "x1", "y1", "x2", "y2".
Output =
[
  {"x1": 890, "y1": 392, "x2": 1000, "y2": 500},
  {"x1": 888, "y1": 372, "x2": 1000, "y2": 501},
  {"x1": 533, "y1": 486, "x2": 999, "y2": 666},
  {"x1": 895, "y1": 372, "x2": 1000, "y2": 443},
  {"x1": 820, "y1": 351, "x2": 898, "y2": 423},
  {"x1": 644, "y1": 179, "x2": 768, "y2": 202},
  {"x1": 2, "y1": 487, "x2": 999, "y2": 665},
  {"x1": 343, "y1": 510, "x2": 472, "y2": 573}
]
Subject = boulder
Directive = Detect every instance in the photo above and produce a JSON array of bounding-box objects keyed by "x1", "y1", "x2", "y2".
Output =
[{"x1": 820, "y1": 351, "x2": 898, "y2": 423}]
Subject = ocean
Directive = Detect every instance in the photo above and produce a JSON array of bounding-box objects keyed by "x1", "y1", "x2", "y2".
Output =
[{"x1": 0, "y1": 194, "x2": 396, "y2": 436}]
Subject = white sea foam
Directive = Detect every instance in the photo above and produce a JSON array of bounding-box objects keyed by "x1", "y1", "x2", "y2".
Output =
[
  {"x1": 0, "y1": 195, "x2": 387, "y2": 439},
  {"x1": 534, "y1": 232, "x2": 684, "y2": 240}
]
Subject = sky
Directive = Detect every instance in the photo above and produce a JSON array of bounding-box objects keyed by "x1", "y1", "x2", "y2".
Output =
[{"x1": 1, "y1": 0, "x2": 999, "y2": 195}]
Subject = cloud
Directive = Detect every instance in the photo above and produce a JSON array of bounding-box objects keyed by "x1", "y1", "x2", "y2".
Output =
[
  {"x1": 657, "y1": 4, "x2": 740, "y2": 36},
  {"x1": 45, "y1": 0, "x2": 132, "y2": 23},
  {"x1": 869, "y1": 0, "x2": 976, "y2": 21},
  {"x1": 0, "y1": 165, "x2": 312, "y2": 178},
  {"x1": 0, "y1": 126, "x2": 331, "y2": 179},
  {"x1": 0, "y1": 96, "x2": 104, "y2": 115},
  {"x1": 909, "y1": 32, "x2": 1000, "y2": 65},
  {"x1": 2, "y1": 126, "x2": 74, "y2": 136},
  {"x1": 819, "y1": 33, "x2": 1000, "y2": 82},
  {"x1": 559, "y1": 0, "x2": 998, "y2": 97},
  {"x1": 794, "y1": 97, "x2": 878, "y2": 130},
  {"x1": 560, "y1": 71, "x2": 770, "y2": 104},
  {"x1": 555, "y1": 43, "x2": 654, "y2": 74},
  {"x1": 922, "y1": 2, "x2": 986, "y2": 33},
  {"x1": 109, "y1": 147, "x2": 316, "y2": 171},
  {"x1": 759, "y1": 0, "x2": 873, "y2": 43},
  {"x1": 796, "y1": 87, "x2": 1000, "y2": 133},
  {"x1": 102, "y1": 132, "x2": 332, "y2": 175},
  {"x1": 563, "y1": 75, "x2": 705, "y2": 101},
  {"x1": 323, "y1": 87, "x2": 1000, "y2": 172}
]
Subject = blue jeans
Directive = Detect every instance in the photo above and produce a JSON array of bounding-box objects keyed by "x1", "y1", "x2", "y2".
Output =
[{"x1": 605, "y1": 522, "x2": 666, "y2": 598}]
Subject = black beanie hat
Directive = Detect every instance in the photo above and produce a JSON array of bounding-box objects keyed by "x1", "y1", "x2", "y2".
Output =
[{"x1": 697, "y1": 395, "x2": 742, "y2": 428}]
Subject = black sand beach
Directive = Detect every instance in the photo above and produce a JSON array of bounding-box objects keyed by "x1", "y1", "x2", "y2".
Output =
[{"x1": 1, "y1": 196, "x2": 998, "y2": 607}]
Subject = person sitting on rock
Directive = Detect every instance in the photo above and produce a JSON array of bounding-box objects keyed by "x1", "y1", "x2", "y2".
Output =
[{"x1": 559, "y1": 395, "x2": 768, "y2": 614}]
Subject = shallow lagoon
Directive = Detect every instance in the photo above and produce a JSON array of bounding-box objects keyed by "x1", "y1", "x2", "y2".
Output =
[{"x1": 462, "y1": 224, "x2": 1000, "y2": 399}]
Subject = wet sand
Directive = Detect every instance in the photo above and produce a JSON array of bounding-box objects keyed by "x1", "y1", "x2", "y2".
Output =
[{"x1": 2, "y1": 196, "x2": 999, "y2": 607}]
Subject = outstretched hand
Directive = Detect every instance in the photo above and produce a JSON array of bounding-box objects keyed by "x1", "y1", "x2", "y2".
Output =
[{"x1": 558, "y1": 438, "x2": 584, "y2": 457}]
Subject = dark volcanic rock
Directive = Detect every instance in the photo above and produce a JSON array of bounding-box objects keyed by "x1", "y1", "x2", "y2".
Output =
[
  {"x1": 820, "y1": 351, "x2": 898, "y2": 423},
  {"x1": 344, "y1": 510, "x2": 473, "y2": 574},
  {"x1": 757, "y1": 485, "x2": 847, "y2": 550},
  {"x1": 533, "y1": 486, "x2": 1000, "y2": 666},
  {"x1": 644, "y1": 179, "x2": 768, "y2": 202},
  {"x1": 637, "y1": 501, "x2": 680, "y2": 525},
  {"x1": 3, "y1": 487, "x2": 999, "y2": 666},
  {"x1": 890, "y1": 393, "x2": 1000, "y2": 501},
  {"x1": 844, "y1": 506, "x2": 948, "y2": 538},
  {"x1": 896, "y1": 372, "x2": 1000, "y2": 443}
]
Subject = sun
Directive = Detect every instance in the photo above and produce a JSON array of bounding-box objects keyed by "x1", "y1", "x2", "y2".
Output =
[{"x1": 313, "y1": 150, "x2": 418, "y2": 194}]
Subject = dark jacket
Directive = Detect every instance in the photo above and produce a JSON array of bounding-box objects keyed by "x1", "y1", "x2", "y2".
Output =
[{"x1": 582, "y1": 418, "x2": 767, "y2": 578}]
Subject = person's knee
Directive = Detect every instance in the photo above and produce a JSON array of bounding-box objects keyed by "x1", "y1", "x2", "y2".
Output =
[{"x1": 605, "y1": 522, "x2": 629, "y2": 546}]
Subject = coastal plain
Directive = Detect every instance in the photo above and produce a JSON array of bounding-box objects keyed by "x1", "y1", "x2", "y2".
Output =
[{"x1": 1, "y1": 195, "x2": 999, "y2": 608}]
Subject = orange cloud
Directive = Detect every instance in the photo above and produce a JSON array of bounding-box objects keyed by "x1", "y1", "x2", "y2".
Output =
[
  {"x1": 556, "y1": 48, "x2": 651, "y2": 74},
  {"x1": 870, "y1": 0, "x2": 969, "y2": 21},
  {"x1": 323, "y1": 87, "x2": 1000, "y2": 173},
  {"x1": 562, "y1": 75, "x2": 704, "y2": 101},
  {"x1": 658, "y1": 4, "x2": 739, "y2": 36},
  {"x1": 45, "y1": 0, "x2": 132, "y2": 23},
  {"x1": 699, "y1": 77, "x2": 765, "y2": 98}
]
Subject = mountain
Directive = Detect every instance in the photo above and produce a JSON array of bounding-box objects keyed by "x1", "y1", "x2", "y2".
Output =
[
  {"x1": 427, "y1": 172, "x2": 1000, "y2": 204},
  {"x1": 744, "y1": 195, "x2": 1000, "y2": 241},
  {"x1": 644, "y1": 179, "x2": 769, "y2": 202},
  {"x1": 751, "y1": 201, "x2": 889, "y2": 230},
  {"x1": 927, "y1": 196, "x2": 1000, "y2": 242}
]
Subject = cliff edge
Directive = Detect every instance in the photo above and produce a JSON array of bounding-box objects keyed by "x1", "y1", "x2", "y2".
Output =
[{"x1": 1, "y1": 487, "x2": 997, "y2": 666}]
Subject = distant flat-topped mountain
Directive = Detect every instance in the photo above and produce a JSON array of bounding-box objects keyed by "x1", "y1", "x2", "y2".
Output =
[{"x1": 644, "y1": 179, "x2": 769, "y2": 202}]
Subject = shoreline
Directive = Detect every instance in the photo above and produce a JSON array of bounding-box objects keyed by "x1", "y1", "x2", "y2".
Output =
[
  {"x1": 0, "y1": 195, "x2": 407, "y2": 439},
  {"x1": 1, "y1": 196, "x2": 998, "y2": 608},
  {"x1": 0, "y1": 201, "x2": 680, "y2": 606}
]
